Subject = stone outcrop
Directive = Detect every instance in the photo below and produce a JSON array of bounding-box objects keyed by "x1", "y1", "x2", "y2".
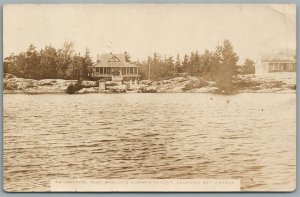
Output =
[
  {"x1": 3, "y1": 74, "x2": 95, "y2": 94},
  {"x1": 3, "y1": 73, "x2": 296, "y2": 94}
]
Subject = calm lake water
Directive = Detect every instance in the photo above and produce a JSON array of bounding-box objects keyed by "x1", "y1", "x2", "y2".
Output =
[{"x1": 3, "y1": 93, "x2": 296, "y2": 192}]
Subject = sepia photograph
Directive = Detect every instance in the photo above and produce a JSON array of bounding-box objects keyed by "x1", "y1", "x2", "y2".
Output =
[{"x1": 3, "y1": 4, "x2": 296, "y2": 192}]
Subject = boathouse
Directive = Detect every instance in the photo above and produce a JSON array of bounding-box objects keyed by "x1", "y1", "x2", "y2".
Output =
[
  {"x1": 91, "y1": 53, "x2": 139, "y2": 81},
  {"x1": 255, "y1": 49, "x2": 296, "y2": 76}
]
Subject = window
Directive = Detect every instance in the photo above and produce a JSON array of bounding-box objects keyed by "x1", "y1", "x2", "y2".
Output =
[
  {"x1": 279, "y1": 63, "x2": 283, "y2": 70},
  {"x1": 283, "y1": 63, "x2": 287, "y2": 71},
  {"x1": 96, "y1": 67, "x2": 100, "y2": 72}
]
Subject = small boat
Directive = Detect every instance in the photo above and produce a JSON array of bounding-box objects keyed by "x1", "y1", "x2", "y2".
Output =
[
  {"x1": 141, "y1": 89, "x2": 157, "y2": 93},
  {"x1": 110, "y1": 89, "x2": 126, "y2": 93},
  {"x1": 139, "y1": 87, "x2": 158, "y2": 93},
  {"x1": 126, "y1": 89, "x2": 138, "y2": 93}
]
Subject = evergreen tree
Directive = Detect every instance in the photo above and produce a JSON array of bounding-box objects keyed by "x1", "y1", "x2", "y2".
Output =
[
  {"x1": 175, "y1": 54, "x2": 183, "y2": 73},
  {"x1": 214, "y1": 40, "x2": 239, "y2": 93},
  {"x1": 82, "y1": 48, "x2": 93, "y2": 79},
  {"x1": 56, "y1": 41, "x2": 74, "y2": 79},
  {"x1": 241, "y1": 58, "x2": 255, "y2": 74},
  {"x1": 124, "y1": 51, "x2": 131, "y2": 62},
  {"x1": 40, "y1": 45, "x2": 58, "y2": 78},
  {"x1": 182, "y1": 54, "x2": 189, "y2": 73},
  {"x1": 24, "y1": 44, "x2": 41, "y2": 79}
]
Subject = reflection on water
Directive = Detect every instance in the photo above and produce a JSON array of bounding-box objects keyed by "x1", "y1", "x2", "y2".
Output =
[{"x1": 3, "y1": 93, "x2": 296, "y2": 191}]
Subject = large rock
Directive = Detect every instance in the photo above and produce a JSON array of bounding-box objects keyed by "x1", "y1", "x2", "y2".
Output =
[
  {"x1": 4, "y1": 78, "x2": 37, "y2": 90},
  {"x1": 109, "y1": 84, "x2": 127, "y2": 91},
  {"x1": 3, "y1": 73, "x2": 16, "y2": 79},
  {"x1": 140, "y1": 76, "x2": 208, "y2": 93},
  {"x1": 81, "y1": 80, "x2": 97, "y2": 87},
  {"x1": 76, "y1": 87, "x2": 99, "y2": 94},
  {"x1": 37, "y1": 79, "x2": 57, "y2": 86},
  {"x1": 139, "y1": 80, "x2": 152, "y2": 85}
]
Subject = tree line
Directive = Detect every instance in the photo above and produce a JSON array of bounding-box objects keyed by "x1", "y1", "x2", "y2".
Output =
[
  {"x1": 4, "y1": 42, "x2": 93, "y2": 80},
  {"x1": 4, "y1": 40, "x2": 255, "y2": 87},
  {"x1": 137, "y1": 40, "x2": 255, "y2": 92},
  {"x1": 138, "y1": 40, "x2": 241, "y2": 81}
]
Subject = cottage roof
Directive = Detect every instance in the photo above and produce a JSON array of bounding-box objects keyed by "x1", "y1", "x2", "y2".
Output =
[
  {"x1": 271, "y1": 49, "x2": 296, "y2": 62},
  {"x1": 94, "y1": 53, "x2": 138, "y2": 68},
  {"x1": 259, "y1": 53, "x2": 274, "y2": 62},
  {"x1": 260, "y1": 49, "x2": 296, "y2": 62}
]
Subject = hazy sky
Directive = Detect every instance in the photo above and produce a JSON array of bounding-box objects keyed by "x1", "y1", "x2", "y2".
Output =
[{"x1": 4, "y1": 4, "x2": 296, "y2": 63}]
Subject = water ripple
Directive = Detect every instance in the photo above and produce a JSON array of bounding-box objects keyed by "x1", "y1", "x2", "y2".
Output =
[{"x1": 3, "y1": 93, "x2": 296, "y2": 192}]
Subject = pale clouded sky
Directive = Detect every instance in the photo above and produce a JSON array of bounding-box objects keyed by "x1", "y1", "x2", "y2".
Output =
[{"x1": 4, "y1": 4, "x2": 296, "y2": 63}]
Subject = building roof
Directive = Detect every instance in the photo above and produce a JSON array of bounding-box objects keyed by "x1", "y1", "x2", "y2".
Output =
[
  {"x1": 271, "y1": 49, "x2": 296, "y2": 62},
  {"x1": 94, "y1": 53, "x2": 138, "y2": 68},
  {"x1": 259, "y1": 53, "x2": 274, "y2": 62},
  {"x1": 260, "y1": 49, "x2": 296, "y2": 63}
]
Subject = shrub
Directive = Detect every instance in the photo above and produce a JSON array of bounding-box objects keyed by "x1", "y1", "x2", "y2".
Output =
[{"x1": 66, "y1": 83, "x2": 82, "y2": 94}]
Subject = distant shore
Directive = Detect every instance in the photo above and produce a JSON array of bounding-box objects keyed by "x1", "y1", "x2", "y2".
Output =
[{"x1": 3, "y1": 73, "x2": 296, "y2": 94}]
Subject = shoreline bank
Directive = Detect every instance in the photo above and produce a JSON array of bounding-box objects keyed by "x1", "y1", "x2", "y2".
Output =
[{"x1": 3, "y1": 73, "x2": 296, "y2": 95}]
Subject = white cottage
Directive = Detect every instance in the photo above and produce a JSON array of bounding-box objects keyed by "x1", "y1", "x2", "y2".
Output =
[
  {"x1": 91, "y1": 53, "x2": 139, "y2": 81},
  {"x1": 255, "y1": 49, "x2": 296, "y2": 76}
]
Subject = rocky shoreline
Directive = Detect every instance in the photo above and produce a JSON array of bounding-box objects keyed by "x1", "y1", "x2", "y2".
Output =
[{"x1": 3, "y1": 73, "x2": 296, "y2": 94}]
